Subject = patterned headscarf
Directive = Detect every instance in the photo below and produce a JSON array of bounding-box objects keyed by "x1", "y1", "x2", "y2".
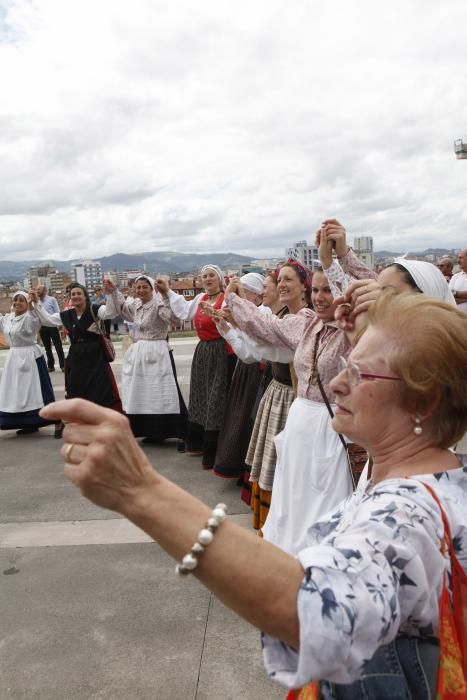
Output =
[
  {"x1": 282, "y1": 259, "x2": 313, "y2": 299},
  {"x1": 200, "y1": 264, "x2": 225, "y2": 289}
]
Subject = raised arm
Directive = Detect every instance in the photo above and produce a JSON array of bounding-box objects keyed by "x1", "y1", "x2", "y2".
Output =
[
  {"x1": 31, "y1": 302, "x2": 63, "y2": 327},
  {"x1": 154, "y1": 293, "x2": 172, "y2": 325},
  {"x1": 39, "y1": 399, "x2": 303, "y2": 649},
  {"x1": 165, "y1": 289, "x2": 204, "y2": 322},
  {"x1": 226, "y1": 294, "x2": 308, "y2": 351},
  {"x1": 337, "y1": 248, "x2": 377, "y2": 280},
  {"x1": 103, "y1": 288, "x2": 135, "y2": 322},
  {"x1": 39, "y1": 399, "x2": 448, "y2": 690},
  {"x1": 22, "y1": 311, "x2": 41, "y2": 335},
  {"x1": 219, "y1": 323, "x2": 294, "y2": 364}
]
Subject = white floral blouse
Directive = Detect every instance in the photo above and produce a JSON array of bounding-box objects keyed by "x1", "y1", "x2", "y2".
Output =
[{"x1": 262, "y1": 466, "x2": 467, "y2": 688}]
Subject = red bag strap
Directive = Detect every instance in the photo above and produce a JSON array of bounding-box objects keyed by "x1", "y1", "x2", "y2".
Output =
[{"x1": 421, "y1": 481, "x2": 467, "y2": 679}]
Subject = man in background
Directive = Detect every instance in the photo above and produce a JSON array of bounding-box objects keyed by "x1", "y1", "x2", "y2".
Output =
[
  {"x1": 37, "y1": 285, "x2": 65, "y2": 372},
  {"x1": 437, "y1": 256, "x2": 454, "y2": 282},
  {"x1": 449, "y1": 248, "x2": 467, "y2": 312}
]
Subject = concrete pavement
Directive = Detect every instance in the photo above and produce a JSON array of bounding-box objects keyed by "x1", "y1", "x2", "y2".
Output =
[{"x1": 0, "y1": 338, "x2": 284, "y2": 700}]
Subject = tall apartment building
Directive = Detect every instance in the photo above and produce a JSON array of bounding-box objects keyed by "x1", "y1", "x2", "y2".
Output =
[
  {"x1": 285, "y1": 240, "x2": 320, "y2": 270},
  {"x1": 353, "y1": 237, "x2": 374, "y2": 270},
  {"x1": 49, "y1": 272, "x2": 72, "y2": 300},
  {"x1": 71, "y1": 260, "x2": 102, "y2": 290},
  {"x1": 26, "y1": 264, "x2": 57, "y2": 289}
]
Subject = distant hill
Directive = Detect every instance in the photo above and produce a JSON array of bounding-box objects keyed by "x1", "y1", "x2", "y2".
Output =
[
  {"x1": 0, "y1": 251, "x2": 254, "y2": 282},
  {"x1": 97, "y1": 251, "x2": 253, "y2": 273},
  {"x1": 375, "y1": 247, "x2": 458, "y2": 259}
]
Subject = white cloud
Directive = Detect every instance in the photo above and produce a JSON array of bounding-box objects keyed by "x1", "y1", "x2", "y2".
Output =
[{"x1": 1, "y1": 0, "x2": 467, "y2": 262}]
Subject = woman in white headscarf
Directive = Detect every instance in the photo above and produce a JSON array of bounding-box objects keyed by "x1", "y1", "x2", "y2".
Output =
[
  {"x1": 212, "y1": 273, "x2": 268, "y2": 479},
  {"x1": 103, "y1": 274, "x2": 187, "y2": 443},
  {"x1": 156, "y1": 265, "x2": 237, "y2": 468},
  {"x1": 0, "y1": 291, "x2": 60, "y2": 435},
  {"x1": 333, "y1": 255, "x2": 457, "y2": 311}
]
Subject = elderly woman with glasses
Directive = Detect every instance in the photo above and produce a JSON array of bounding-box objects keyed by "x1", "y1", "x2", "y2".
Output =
[{"x1": 42, "y1": 292, "x2": 467, "y2": 697}]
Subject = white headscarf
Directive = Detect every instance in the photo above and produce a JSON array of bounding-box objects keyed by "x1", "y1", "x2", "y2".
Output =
[
  {"x1": 134, "y1": 274, "x2": 155, "y2": 290},
  {"x1": 240, "y1": 272, "x2": 265, "y2": 294},
  {"x1": 11, "y1": 290, "x2": 29, "y2": 314},
  {"x1": 13, "y1": 291, "x2": 29, "y2": 301},
  {"x1": 200, "y1": 264, "x2": 224, "y2": 289},
  {"x1": 393, "y1": 258, "x2": 456, "y2": 305}
]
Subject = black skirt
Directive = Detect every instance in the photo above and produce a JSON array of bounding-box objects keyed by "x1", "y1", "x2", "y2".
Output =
[
  {"x1": 65, "y1": 341, "x2": 122, "y2": 411},
  {"x1": 213, "y1": 360, "x2": 264, "y2": 479}
]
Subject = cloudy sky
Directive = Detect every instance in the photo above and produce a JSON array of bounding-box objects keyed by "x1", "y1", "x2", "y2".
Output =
[{"x1": 1, "y1": 0, "x2": 467, "y2": 261}]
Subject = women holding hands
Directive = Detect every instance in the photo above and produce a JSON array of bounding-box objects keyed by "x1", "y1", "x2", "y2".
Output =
[
  {"x1": 223, "y1": 222, "x2": 378, "y2": 555},
  {"x1": 102, "y1": 275, "x2": 187, "y2": 443},
  {"x1": 41, "y1": 291, "x2": 467, "y2": 696}
]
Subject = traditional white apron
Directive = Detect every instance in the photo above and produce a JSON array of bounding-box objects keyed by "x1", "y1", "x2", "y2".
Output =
[
  {"x1": 0, "y1": 345, "x2": 44, "y2": 413},
  {"x1": 121, "y1": 339, "x2": 180, "y2": 415},
  {"x1": 262, "y1": 397, "x2": 353, "y2": 555}
]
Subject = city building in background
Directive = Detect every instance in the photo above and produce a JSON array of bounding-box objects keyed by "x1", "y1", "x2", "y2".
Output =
[
  {"x1": 49, "y1": 272, "x2": 72, "y2": 302},
  {"x1": 353, "y1": 236, "x2": 375, "y2": 269},
  {"x1": 454, "y1": 138, "x2": 467, "y2": 159},
  {"x1": 25, "y1": 264, "x2": 57, "y2": 290},
  {"x1": 285, "y1": 240, "x2": 320, "y2": 270},
  {"x1": 71, "y1": 260, "x2": 102, "y2": 290}
]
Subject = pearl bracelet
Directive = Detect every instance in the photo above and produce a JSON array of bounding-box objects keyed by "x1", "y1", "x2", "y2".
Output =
[{"x1": 175, "y1": 503, "x2": 227, "y2": 576}]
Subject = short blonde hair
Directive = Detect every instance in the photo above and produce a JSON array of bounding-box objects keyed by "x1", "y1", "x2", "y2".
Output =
[{"x1": 367, "y1": 291, "x2": 467, "y2": 448}]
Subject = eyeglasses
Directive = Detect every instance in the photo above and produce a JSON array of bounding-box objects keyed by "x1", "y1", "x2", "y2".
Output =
[{"x1": 338, "y1": 356, "x2": 401, "y2": 387}]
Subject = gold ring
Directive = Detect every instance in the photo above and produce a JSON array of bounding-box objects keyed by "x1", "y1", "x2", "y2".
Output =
[{"x1": 65, "y1": 443, "x2": 75, "y2": 461}]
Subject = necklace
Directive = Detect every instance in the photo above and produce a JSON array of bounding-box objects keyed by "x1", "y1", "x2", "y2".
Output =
[{"x1": 206, "y1": 291, "x2": 221, "y2": 298}]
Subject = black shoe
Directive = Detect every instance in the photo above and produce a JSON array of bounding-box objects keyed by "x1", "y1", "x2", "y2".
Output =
[
  {"x1": 48, "y1": 368, "x2": 55, "y2": 373},
  {"x1": 177, "y1": 441, "x2": 186, "y2": 453},
  {"x1": 16, "y1": 428, "x2": 39, "y2": 435},
  {"x1": 142, "y1": 437, "x2": 164, "y2": 444},
  {"x1": 54, "y1": 422, "x2": 64, "y2": 439}
]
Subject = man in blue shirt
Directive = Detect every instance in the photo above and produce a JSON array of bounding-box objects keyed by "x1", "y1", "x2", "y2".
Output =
[{"x1": 37, "y1": 285, "x2": 65, "y2": 372}]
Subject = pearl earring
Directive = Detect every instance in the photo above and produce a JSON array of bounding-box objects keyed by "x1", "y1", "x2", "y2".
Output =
[{"x1": 413, "y1": 417, "x2": 423, "y2": 436}]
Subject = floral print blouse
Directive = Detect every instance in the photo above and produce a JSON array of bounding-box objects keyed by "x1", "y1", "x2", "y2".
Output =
[
  {"x1": 226, "y1": 253, "x2": 377, "y2": 403},
  {"x1": 262, "y1": 467, "x2": 467, "y2": 688},
  {"x1": 323, "y1": 248, "x2": 375, "y2": 296},
  {"x1": 227, "y1": 295, "x2": 349, "y2": 403}
]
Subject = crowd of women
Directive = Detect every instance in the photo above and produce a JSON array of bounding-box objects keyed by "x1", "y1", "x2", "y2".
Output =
[
  {"x1": 1, "y1": 220, "x2": 466, "y2": 695},
  {"x1": 37, "y1": 220, "x2": 465, "y2": 698}
]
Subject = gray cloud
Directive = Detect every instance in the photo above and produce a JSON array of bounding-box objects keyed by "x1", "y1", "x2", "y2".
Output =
[{"x1": 0, "y1": 0, "x2": 466, "y2": 263}]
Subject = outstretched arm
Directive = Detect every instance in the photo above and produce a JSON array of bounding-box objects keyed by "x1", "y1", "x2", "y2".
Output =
[
  {"x1": 39, "y1": 399, "x2": 303, "y2": 648},
  {"x1": 226, "y1": 294, "x2": 308, "y2": 351}
]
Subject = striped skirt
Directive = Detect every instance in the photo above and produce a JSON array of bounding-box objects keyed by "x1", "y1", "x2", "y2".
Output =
[
  {"x1": 188, "y1": 338, "x2": 232, "y2": 431},
  {"x1": 246, "y1": 379, "x2": 295, "y2": 492}
]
